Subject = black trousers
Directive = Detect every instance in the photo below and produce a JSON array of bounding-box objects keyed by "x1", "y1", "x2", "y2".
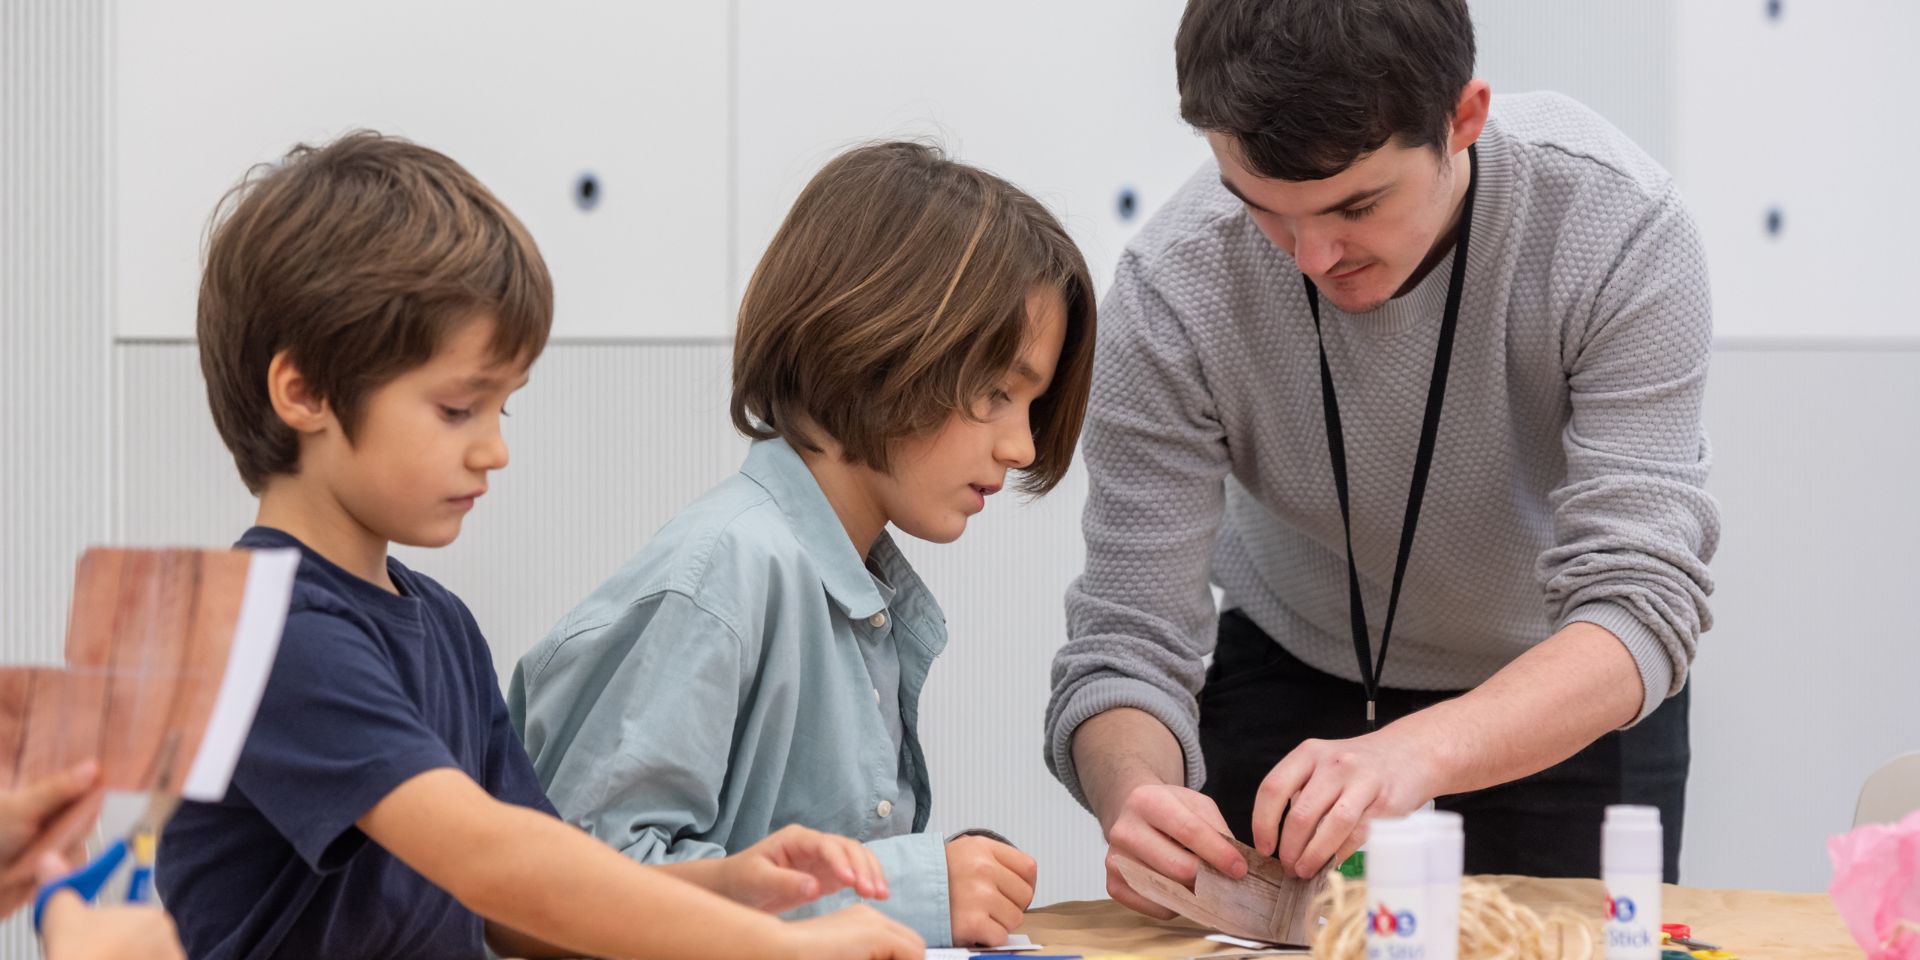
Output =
[{"x1": 1197, "y1": 609, "x2": 1689, "y2": 882}]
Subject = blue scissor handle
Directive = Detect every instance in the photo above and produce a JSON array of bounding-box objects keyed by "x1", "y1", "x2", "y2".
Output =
[
  {"x1": 125, "y1": 862, "x2": 153, "y2": 903},
  {"x1": 32, "y1": 838, "x2": 130, "y2": 933}
]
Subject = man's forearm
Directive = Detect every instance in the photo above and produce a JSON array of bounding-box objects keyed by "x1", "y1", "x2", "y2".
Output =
[
  {"x1": 1394, "y1": 620, "x2": 1645, "y2": 797},
  {"x1": 1070, "y1": 708, "x2": 1188, "y2": 830}
]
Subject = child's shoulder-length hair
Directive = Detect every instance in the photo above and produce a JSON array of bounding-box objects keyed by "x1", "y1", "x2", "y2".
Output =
[{"x1": 730, "y1": 140, "x2": 1096, "y2": 495}]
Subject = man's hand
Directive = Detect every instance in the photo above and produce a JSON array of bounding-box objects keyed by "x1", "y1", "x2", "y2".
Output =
[
  {"x1": 777, "y1": 905, "x2": 924, "y2": 960},
  {"x1": 719, "y1": 824, "x2": 888, "y2": 912},
  {"x1": 945, "y1": 835, "x2": 1036, "y2": 947},
  {"x1": 37, "y1": 852, "x2": 185, "y2": 960},
  {"x1": 1099, "y1": 783, "x2": 1247, "y2": 918},
  {"x1": 1252, "y1": 726, "x2": 1445, "y2": 878}
]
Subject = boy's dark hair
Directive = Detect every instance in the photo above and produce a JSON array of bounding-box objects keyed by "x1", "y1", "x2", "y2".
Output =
[
  {"x1": 730, "y1": 141, "x2": 1096, "y2": 496},
  {"x1": 1175, "y1": 0, "x2": 1476, "y2": 181},
  {"x1": 198, "y1": 131, "x2": 553, "y2": 493}
]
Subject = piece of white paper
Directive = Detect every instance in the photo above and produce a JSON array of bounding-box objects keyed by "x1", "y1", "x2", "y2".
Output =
[
  {"x1": 180, "y1": 548, "x2": 298, "y2": 801},
  {"x1": 1206, "y1": 932, "x2": 1278, "y2": 949},
  {"x1": 923, "y1": 933, "x2": 1042, "y2": 958}
]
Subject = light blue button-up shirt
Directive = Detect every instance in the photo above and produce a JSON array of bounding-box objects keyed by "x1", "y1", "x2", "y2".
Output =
[{"x1": 509, "y1": 438, "x2": 953, "y2": 942}]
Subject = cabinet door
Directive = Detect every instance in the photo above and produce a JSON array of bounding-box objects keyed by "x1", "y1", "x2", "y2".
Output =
[
  {"x1": 1676, "y1": 0, "x2": 1920, "y2": 341},
  {"x1": 734, "y1": 0, "x2": 1209, "y2": 301},
  {"x1": 116, "y1": 2, "x2": 730, "y2": 341}
]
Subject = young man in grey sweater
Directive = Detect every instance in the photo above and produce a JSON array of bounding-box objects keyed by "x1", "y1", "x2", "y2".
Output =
[{"x1": 1045, "y1": 0, "x2": 1718, "y2": 910}]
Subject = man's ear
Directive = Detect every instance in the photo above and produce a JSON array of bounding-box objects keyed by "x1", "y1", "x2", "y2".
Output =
[
  {"x1": 1448, "y1": 78, "x2": 1492, "y2": 155},
  {"x1": 266, "y1": 350, "x2": 333, "y2": 434}
]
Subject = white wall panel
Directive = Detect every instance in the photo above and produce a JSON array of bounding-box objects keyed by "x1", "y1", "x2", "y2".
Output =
[
  {"x1": 1683, "y1": 343, "x2": 1920, "y2": 892},
  {"x1": 1675, "y1": 1, "x2": 1920, "y2": 340},
  {"x1": 113, "y1": 1, "x2": 732, "y2": 342},
  {"x1": 0, "y1": 0, "x2": 111, "y2": 954},
  {"x1": 733, "y1": 0, "x2": 1210, "y2": 301},
  {"x1": 1471, "y1": 0, "x2": 1675, "y2": 168}
]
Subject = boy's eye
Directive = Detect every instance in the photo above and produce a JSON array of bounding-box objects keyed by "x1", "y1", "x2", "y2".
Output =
[
  {"x1": 1340, "y1": 203, "x2": 1379, "y2": 221},
  {"x1": 439, "y1": 405, "x2": 472, "y2": 423}
]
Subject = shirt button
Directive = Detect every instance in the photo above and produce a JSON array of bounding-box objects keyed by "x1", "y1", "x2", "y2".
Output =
[
  {"x1": 873, "y1": 687, "x2": 881, "y2": 705},
  {"x1": 868, "y1": 611, "x2": 888, "y2": 628},
  {"x1": 876, "y1": 799, "x2": 893, "y2": 818}
]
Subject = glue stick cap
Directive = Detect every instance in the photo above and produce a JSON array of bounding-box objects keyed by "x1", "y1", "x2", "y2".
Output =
[
  {"x1": 1364, "y1": 816, "x2": 1426, "y2": 888},
  {"x1": 1602, "y1": 805, "x2": 1663, "y2": 876},
  {"x1": 1409, "y1": 809, "x2": 1464, "y2": 882}
]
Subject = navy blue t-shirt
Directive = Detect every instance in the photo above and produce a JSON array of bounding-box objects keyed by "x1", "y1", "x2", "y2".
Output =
[{"x1": 158, "y1": 528, "x2": 557, "y2": 960}]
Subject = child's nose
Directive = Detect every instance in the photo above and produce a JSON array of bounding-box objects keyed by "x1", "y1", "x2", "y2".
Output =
[
  {"x1": 470, "y1": 430, "x2": 510, "y2": 471},
  {"x1": 997, "y1": 425, "x2": 1036, "y2": 469}
]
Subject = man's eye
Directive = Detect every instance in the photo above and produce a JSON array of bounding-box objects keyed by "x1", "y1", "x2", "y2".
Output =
[{"x1": 1340, "y1": 203, "x2": 1379, "y2": 221}]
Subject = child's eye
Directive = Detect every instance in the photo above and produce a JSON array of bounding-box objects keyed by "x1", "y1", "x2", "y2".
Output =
[
  {"x1": 1340, "y1": 203, "x2": 1379, "y2": 221},
  {"x1": 439, "y1": 405, "x2": 472, "y2": 423}
]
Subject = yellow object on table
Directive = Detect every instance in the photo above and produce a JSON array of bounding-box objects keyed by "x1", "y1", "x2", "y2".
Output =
[{"x1": 1021, "y1": 876, "x2": 1864, "y2": 960}]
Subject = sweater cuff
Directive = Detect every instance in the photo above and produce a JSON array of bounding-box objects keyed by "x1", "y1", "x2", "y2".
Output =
[
  {"x1": 1561, "y1": 599, "x2": 1672, "y2": 726},
  {"x1": 1048, "y1": 674, "x2": 1206, "y2": 810}
]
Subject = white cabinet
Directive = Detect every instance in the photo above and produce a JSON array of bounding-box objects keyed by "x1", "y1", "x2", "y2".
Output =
[
  {"x1": 1675, "y1": 0, "x2": 1920, "y2": 341},
  {"x1": 733, "y1": 1, "x2": 1209, "y2": 301},
  {"x1": 114, "y1": 2, "x2": 731, "y2": 341}
]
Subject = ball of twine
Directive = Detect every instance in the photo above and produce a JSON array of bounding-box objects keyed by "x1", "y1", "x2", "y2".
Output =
[{"x1": 1308, "y1": 873, "x2": 1596, "y2": 960}]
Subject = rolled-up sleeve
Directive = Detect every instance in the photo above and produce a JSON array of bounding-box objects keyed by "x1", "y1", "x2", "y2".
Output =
[
  {"x1": 1046, "y1": 251, "x2": 1232, "y2": 807},
  {"x1": 783, "y1": 832, "x2": 952, "y2": 946},
  {"x1": 1541, "y1": 183, "x2": 1720, "y2": 724}
]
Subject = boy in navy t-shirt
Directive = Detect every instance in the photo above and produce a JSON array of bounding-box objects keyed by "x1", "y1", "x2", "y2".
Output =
[{"x1": 156, "y1": 132, "x2": 924, "y2": 960}]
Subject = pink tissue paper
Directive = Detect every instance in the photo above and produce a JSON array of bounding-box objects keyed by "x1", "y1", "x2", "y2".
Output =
[{"x1": 1830, "y1": 809, "x2": 1920, "y2": 959}]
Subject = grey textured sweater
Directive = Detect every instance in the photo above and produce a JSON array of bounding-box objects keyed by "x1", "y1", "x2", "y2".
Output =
[{"x1": 1045, "y1": 93, "x2": 1719, "y2": 806}]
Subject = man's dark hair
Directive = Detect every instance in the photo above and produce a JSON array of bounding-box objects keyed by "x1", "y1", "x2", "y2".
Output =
[{"x1": 1175, "y1": 0, "x2": 1476, "y2": 181}]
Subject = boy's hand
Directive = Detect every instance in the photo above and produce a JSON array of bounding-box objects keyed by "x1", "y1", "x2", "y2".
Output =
[
  {"x1": 38, "y1": 852, "x2": 185, "y2": 960},
  {"x1": 720, "y1": 824, "x2": 887, "y2": 912},
  {"x1": 776, "y1": 904, "x2": 923, "y2": 960},
  {"x1": 945, "y1": 834, "x2": 1037, "y2": 947}
]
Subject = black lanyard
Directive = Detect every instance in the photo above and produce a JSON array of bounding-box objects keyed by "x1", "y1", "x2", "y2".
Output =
[{"x1": 1302, "y1": 144, "x2": 1477, "y2": 731}]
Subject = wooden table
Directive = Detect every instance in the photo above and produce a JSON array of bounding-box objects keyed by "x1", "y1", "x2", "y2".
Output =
[{"x1": 1021, "y1": 877, "x2": 1864, "y2": 959}]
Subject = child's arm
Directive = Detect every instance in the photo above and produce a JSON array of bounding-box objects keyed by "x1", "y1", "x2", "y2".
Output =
[
  {"x1": 654, "y1": 824, "x2": 888, "y2": 911},
  {"x1": 360, "y1": 767, "x2": 924, "y2": 960}
]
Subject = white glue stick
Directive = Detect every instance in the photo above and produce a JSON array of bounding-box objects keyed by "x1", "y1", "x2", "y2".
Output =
[
  {"x1": 1365, "y1": 816, "x2": 1429, "y2": 960},
  {"x1": 1602, "y1": 805, "x2": 1663, "y2": 960},
  {"x1": 1409, "y1": 810, "x2": 1462, "y2": 960}
]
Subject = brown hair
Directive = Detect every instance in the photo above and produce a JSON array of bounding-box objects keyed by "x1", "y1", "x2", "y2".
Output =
[
  {"x1": 1176, "y1": 0, "x2": 1476, "y2": 181},
  {"x1": 730, "y1": 141, "x2": 1095, "y2": 495},
  {"x1": 198, "y1": 130, "x2": 553, "y2": 493}
]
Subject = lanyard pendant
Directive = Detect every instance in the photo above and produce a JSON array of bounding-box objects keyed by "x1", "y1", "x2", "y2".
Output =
[{"x1": 1366, "y1": 698, "x2": 1377, "y2": 727}]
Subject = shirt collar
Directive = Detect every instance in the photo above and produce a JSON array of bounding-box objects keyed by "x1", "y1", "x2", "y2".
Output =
[{"x1": 739, "y1": 438, "x2": 888, "y2": 619}]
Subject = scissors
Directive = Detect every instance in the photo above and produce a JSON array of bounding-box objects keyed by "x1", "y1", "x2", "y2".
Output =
[{"x1": 31, "y1": 734, "x2": 182, "y2": 932}]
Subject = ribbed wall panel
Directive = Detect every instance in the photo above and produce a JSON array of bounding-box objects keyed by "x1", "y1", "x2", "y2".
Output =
[
  {"x1": 0, "y1": 1, "x2": 110, "y2": 954},
  {"x1": 117, "y1": 339, "x2": 1117, "y2": 902},
  {"x1": 1472, "y1": 0, "x2": 1676, "y2": 168}
]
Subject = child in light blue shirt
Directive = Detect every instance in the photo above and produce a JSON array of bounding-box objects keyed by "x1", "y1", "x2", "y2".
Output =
[{"x1": 511, "y1": 141, "x2": 1096, "y2": 948}]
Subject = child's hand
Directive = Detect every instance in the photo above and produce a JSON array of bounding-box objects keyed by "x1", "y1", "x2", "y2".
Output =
[
  {"x1": 945, "y1": 834, "x2": 1037, "y2": 947},
  {"x1": 776, "y1": 904, "x2": 923, "y2": 960},
  {"x1": 721, "y1": 824, "x2": 888, "y2": 912},
  {"x1": 37, "y1": 853, "x2": 185, "y2": 960},
  {"x1": 0, "y1": 761, "x2": 104, "y2": 910}
]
